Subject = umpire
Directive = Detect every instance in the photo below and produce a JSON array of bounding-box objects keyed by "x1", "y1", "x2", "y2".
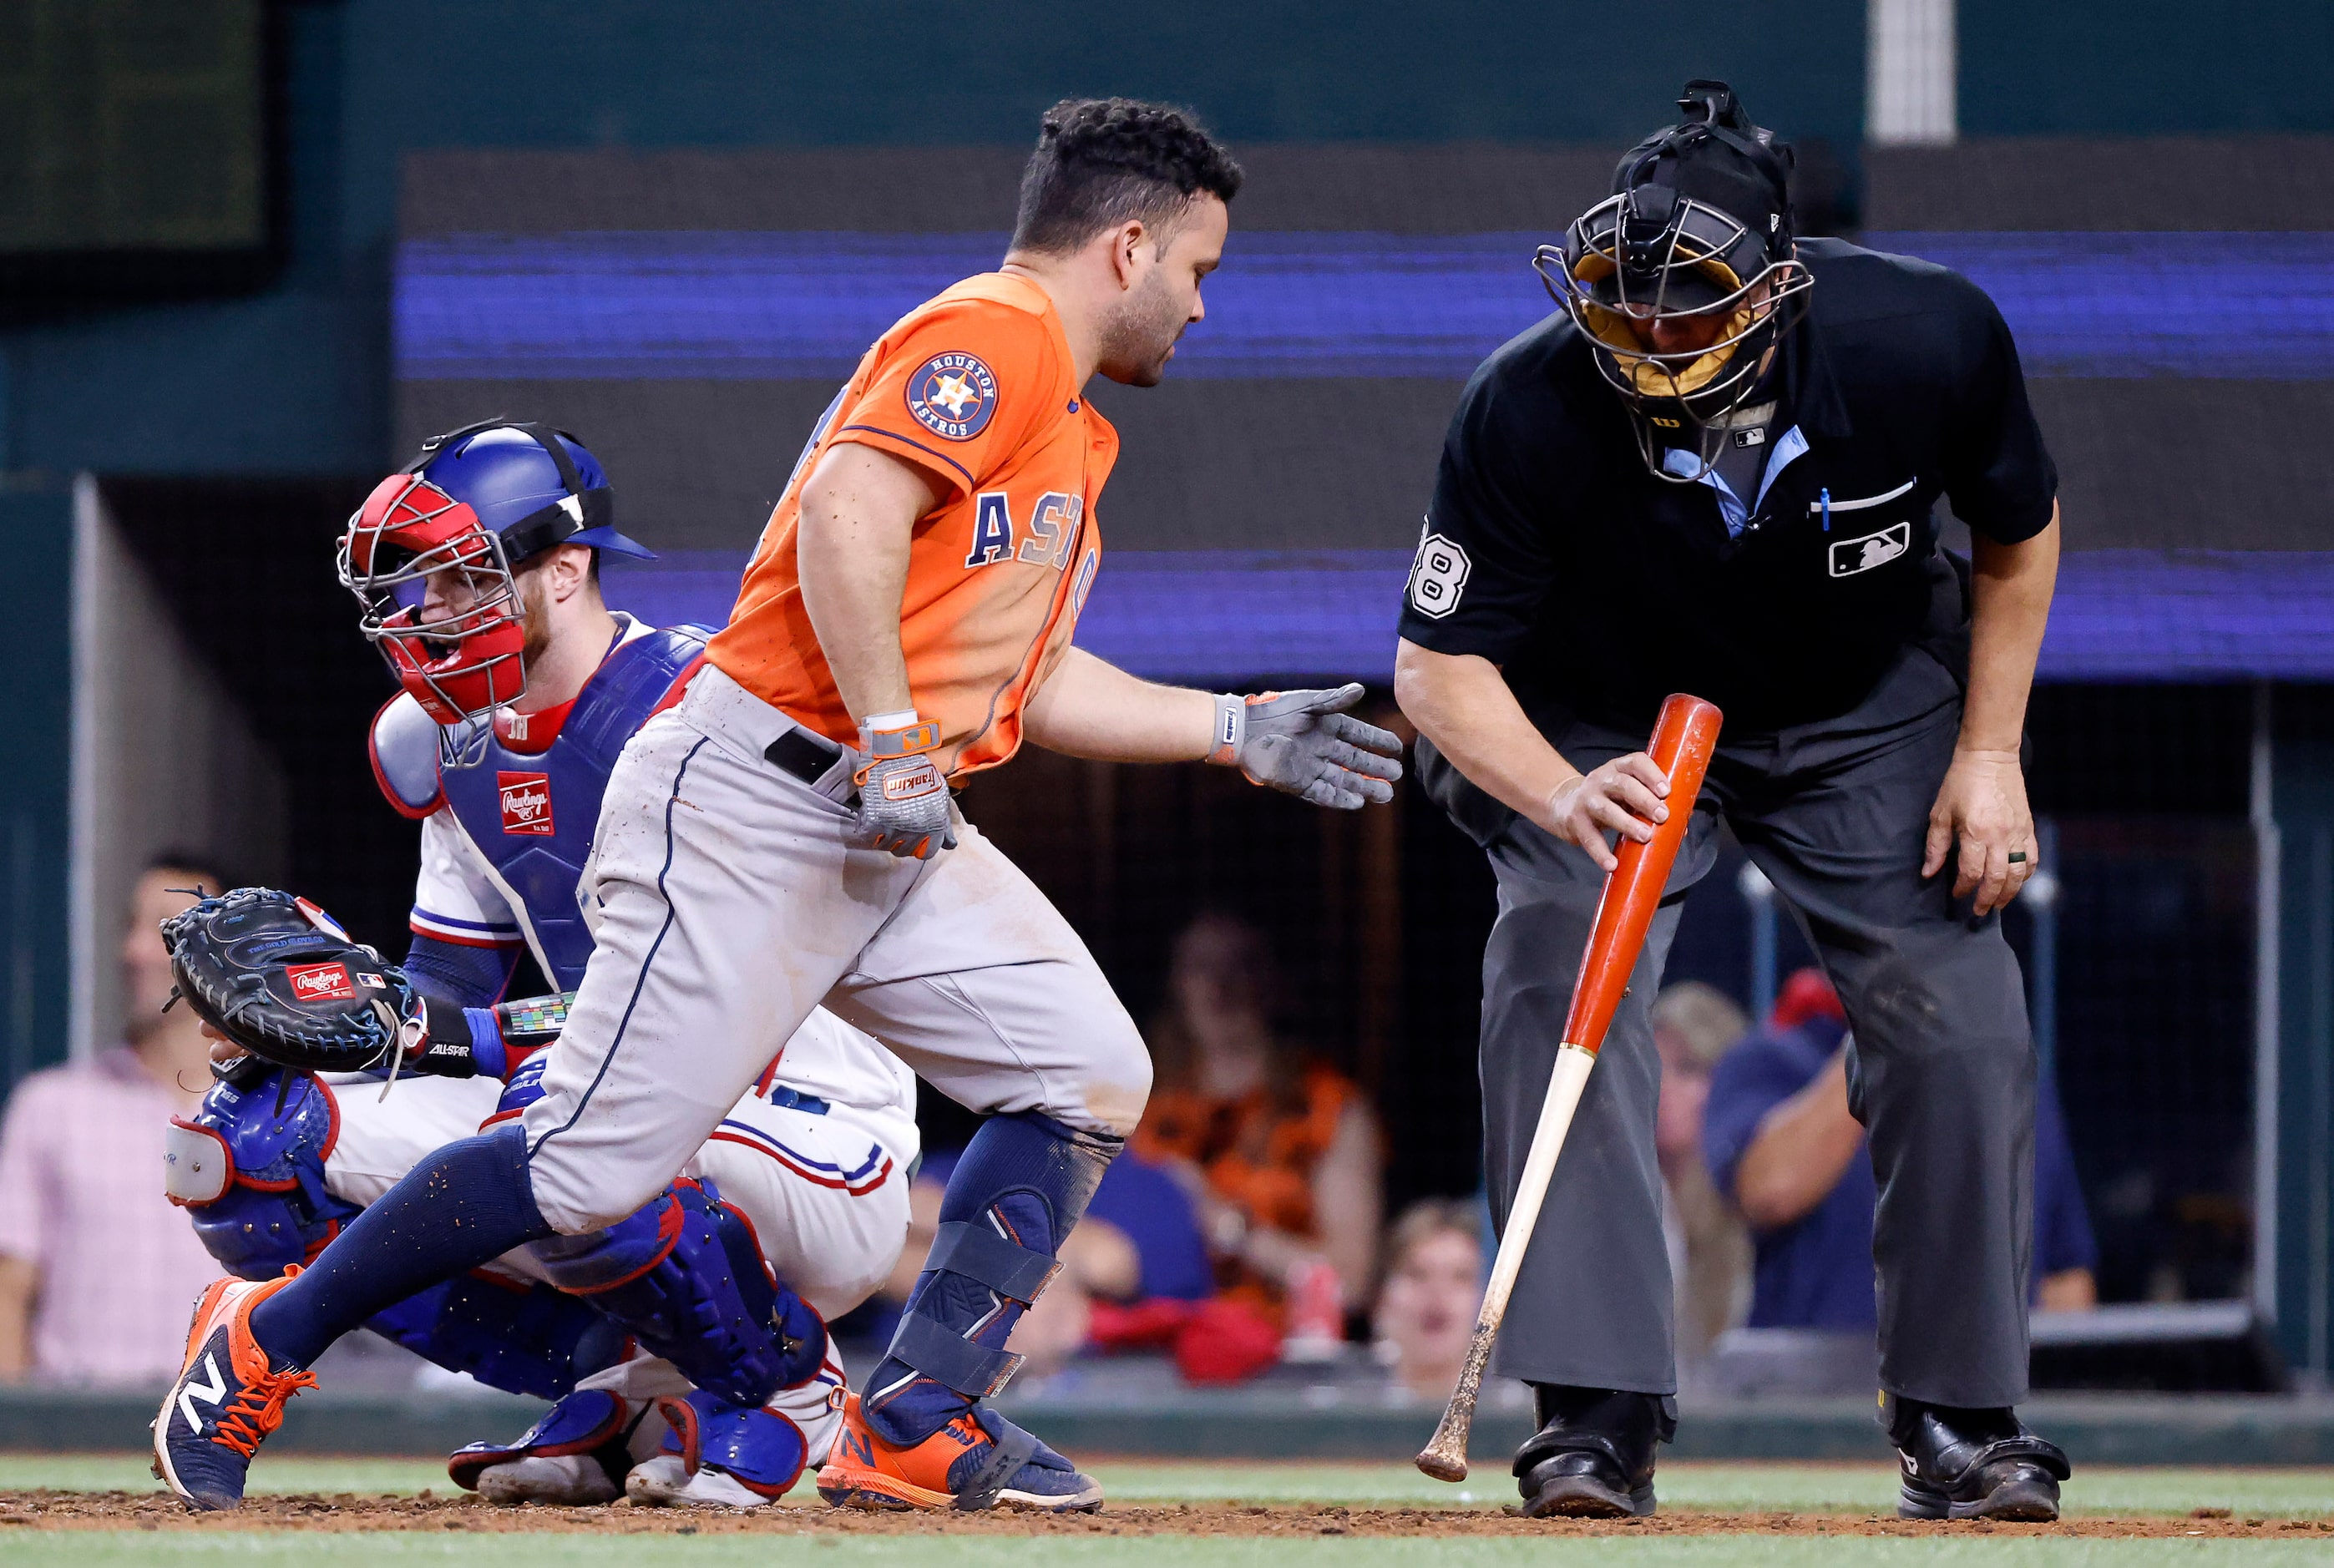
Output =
[{"x1": 1395, "y1": 82, "x2": 2068, "y2": 1522}]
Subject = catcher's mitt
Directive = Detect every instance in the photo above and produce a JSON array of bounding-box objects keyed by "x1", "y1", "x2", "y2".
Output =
[{"x1": 160, "y1": 888, "x2": 423, "y2": 1075}]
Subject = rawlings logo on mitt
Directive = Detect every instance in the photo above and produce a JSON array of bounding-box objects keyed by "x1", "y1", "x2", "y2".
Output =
[{"x1": 159, "y1": 888, "x2": 424, "y2": 1075}]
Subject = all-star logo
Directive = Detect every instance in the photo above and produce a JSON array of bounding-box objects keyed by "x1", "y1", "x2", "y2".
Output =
[
  {"x1": 286, "y1": 961, "x2": 356, "y2": 1002},
  {"x1": 499, "y1": 771, "x2": 554, "y2": 836}
]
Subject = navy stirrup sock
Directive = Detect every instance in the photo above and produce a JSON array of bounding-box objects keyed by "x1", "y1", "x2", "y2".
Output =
[
  {"x1": 866, "y1": 1110, "x2": 1121, "y2": 1445},
  {"x1": 249, "y1": 1124, "x2": 553, "y2": 1370}
]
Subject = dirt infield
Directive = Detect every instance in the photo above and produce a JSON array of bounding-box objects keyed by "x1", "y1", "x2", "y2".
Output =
[{"x1": 3, "y1": 1492, "x2": 2329, "y2": 1538}]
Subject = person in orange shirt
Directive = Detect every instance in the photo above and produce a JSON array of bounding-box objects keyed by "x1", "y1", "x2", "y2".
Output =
[{"x1": 159, "y1": 98, "x2": 1404, "y2": 1517}]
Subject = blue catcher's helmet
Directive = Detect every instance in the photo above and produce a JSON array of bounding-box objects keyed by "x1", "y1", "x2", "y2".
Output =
[{"x1": 337, "y1": 422, "x2": 656, "y2": 757}]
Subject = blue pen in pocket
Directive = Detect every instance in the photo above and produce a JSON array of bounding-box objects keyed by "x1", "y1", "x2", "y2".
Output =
[{"x1": 1820, "y1": 488, "x2": 1831, "y2": 533}]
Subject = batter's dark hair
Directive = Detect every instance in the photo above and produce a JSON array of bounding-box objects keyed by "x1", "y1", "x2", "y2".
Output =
[{"x1": 1010, "y1": 98, "x2": 1243, "y2": 256}]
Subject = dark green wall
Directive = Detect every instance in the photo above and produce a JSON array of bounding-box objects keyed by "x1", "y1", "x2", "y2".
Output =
[
  {"x1": 0, "y1": 488, "x2": 75, "y2": 1090},
  {"x1": 1, "y1": 0, "x2": 2327, "y2": 486},
  {"x1": 1962, "y1": 0, "x2": 2334, "y2": 136}
]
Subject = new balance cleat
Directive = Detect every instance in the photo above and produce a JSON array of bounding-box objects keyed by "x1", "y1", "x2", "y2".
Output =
[
  {"x1": 152, "y1": 1274, "x2": 316, "y2": 1510},
  {"x1": 818, "y1": 1393, "x2": 1102, "y2": 1512}
]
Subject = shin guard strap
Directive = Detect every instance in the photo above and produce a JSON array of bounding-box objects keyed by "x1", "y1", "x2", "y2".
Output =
[
  {"x1": 951, "y1": 1409, "x2": 1040, "y2": 1511},
  {"x1": 888, "y1": 1314, "x2": 1025, "y2": 1400},
  {"x1": 928, "y1": 1222, "x2": 1063, "y2": 1304}
]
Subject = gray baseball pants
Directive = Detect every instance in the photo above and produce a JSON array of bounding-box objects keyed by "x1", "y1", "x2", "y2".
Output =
[{"x1": 1420, "y1": 645, "x2": 2038, "y2": 1409}]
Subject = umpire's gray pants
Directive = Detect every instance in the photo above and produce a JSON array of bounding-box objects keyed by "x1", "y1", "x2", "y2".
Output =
[{"x1": 1420, "y1": 645, "x2": 2037, "y2": 1409}]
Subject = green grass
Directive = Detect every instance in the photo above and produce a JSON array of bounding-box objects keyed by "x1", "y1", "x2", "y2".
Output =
[{"x1": 0, "y1": 1455, "x2": 2329, "y2": 1518}]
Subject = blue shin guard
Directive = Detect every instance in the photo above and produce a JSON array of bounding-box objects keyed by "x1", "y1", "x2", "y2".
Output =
[
  {"x1": 529, "y1": 1178, "x2": 826, "y2": 1408},
  {"x1": 865, "y1": 1110, "x2": 1121, "y2": 1444}
]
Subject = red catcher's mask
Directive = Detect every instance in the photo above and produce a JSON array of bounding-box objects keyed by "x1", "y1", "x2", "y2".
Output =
[{"x1": 337, "y1": 473, "x2": 528, "y2": 754}]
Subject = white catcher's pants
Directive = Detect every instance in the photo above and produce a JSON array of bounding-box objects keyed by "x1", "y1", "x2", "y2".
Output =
[
  {"x1": 518, "y1": 665, "x2": 1152, "y2": 1235},
  {"x1": 324, "y1": 1062, "x2": 912, "y2": 1321}
]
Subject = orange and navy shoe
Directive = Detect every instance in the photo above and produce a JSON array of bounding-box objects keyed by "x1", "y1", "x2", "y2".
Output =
[
  {"x1": 817, "y1": 1393, "x2": 1102, "y2": 1512},
  {"x1": 151, "y1": 1273, "x2": 316, "y2": 1510}
]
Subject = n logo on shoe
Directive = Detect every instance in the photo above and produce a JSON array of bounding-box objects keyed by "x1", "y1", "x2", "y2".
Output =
[{"x1": 178, "y1": 1352, "x2": 226, "y2": 1434}]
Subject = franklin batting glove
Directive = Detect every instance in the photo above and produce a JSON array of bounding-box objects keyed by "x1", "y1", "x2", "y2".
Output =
[
  {"x1": 854, "y1": 712, "x2": 958, "y2": 860},
  {"x1": 1209, "y1": 685, "x2": 1405, "y2": 810}
]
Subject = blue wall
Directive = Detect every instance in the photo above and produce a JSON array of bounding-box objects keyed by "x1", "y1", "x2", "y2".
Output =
[{"x1": 0, "y1": 0, "x2": 2326, "y2": 486}]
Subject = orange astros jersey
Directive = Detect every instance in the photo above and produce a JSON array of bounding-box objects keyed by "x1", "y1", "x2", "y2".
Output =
[{"x1": 707, "y1": 272, "x2": 1114, "y2": 779}]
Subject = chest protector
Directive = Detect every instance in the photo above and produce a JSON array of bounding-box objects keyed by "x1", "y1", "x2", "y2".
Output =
[{"x1": 378, "y1": 624, "x2": 707, "y2": 989}]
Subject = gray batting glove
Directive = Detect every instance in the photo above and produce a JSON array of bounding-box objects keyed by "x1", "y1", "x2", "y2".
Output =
[
  {"x1": 1208, "y1": 684, "x2": 1405, "y2": 810},
  {"x1": 855, "y1": 716, "x2": 958, "y2": 860}
]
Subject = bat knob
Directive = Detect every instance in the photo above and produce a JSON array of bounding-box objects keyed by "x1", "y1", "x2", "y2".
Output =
[{"x1": 1414, "y1": 1449, "x2": 1470, "y2": 1483}]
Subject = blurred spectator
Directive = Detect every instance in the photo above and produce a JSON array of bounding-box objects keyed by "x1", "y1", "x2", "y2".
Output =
[
  {"x1": 883, "y1": 1142, "x2": 1213, "y2": 1380},
  {"x1": 1371, "y1": 1199, "x2": 1482, "y2": 1401},
  {"x1": 1135, "y1": 912, "x2": 1385, "y2": 1325},
  {"x1": 1649, "y1": 982, "x2": 1754, "y2": 1361},
  {"x1": 1704, "y1": 969, "x2": 2098, "y2": 1330},
  {"x1": 0, "y1": 854, "x2": 230, "y2": 1383}
]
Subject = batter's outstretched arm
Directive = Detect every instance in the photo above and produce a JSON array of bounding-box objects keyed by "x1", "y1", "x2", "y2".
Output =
[
  {"x1": 1021, "y1": 646, "x2": 1217, "y2": 761},
  {"x1": 1028, "y1": 648, "x2": 1403, "y2": 809},
  {"x1": 1395, "y1": 638, "x2": 1668, "y2": 871},
  {"x1": 796, "y1": 444, "x2": 941, "y2": 724}
]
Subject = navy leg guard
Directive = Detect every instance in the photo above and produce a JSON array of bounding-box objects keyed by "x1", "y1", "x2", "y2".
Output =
[
  {"x1": 530, "y1": 1178, "x2": 826, "y2": 1409},
  {"x1": 166, "y1": 1069, "x2": 362, "y2": 1279},
  {"x1": 365, "y1": 1275, "x2": 625, "y2": 1402},
  {"x1": 250, "y1": 1123, "x2": 554, "y2": 1370},
  {"x1": 866, "y1": 1110, "x2": 1121, "y2": 1444}
]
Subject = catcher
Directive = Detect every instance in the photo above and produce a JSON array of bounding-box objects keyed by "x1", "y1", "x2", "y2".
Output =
[{"x1": 156, "y1": 423, "x2": 919, "y2": 1507}]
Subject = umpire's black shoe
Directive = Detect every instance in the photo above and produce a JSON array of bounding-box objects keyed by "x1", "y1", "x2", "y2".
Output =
[
  {"x1": 1513, "y1": 1384, "x2": 1674, "y2": 1519},
  {"x1": 1884, "y1": 1394, "x2": 2070, "y2": 1520}
]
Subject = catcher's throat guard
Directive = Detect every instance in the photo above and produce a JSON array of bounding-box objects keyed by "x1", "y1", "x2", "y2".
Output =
[{"x1": 1539, "y1": 79, "x2": 1814, "y2": 484}]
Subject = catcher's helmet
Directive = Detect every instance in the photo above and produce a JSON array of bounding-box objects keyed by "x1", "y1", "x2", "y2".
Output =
[
  {"x1": 337, "y1": 421, "x2": 654, "y2": 762},
  {"x1": 1535, "y1": 81, "x2": 1814, "y2": 483}
]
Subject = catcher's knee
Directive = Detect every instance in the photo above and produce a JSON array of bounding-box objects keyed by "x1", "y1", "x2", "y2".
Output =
[
  {"x1": 529, "y1": 1179, "x2": 828, "y2": 1407},
  {"x1": 165, "y1": 1066, "x2": 361, "y2": 1277}
]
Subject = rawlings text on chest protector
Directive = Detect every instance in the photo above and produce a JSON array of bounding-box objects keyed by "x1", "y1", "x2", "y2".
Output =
[{"x1": 436, "y1": 627, "x2": 706, "y2": 987}]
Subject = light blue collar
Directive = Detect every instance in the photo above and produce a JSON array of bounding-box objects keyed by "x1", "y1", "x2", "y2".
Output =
[{"x1": 1662, "y1": 425, "x2": 1810, "y2": 538}]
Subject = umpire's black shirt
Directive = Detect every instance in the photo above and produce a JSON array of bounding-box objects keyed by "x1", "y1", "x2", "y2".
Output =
[{"x1": 1397, "y1": 238, "x2": 2057, "y2": 736}]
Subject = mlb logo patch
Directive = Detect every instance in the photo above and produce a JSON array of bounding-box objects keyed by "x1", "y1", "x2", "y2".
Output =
[
  {"x1": 1829, "y1": 521, "x2": 1912, "y2": 579},
  {"x1": 499, "y1": 771, "x2": 554, "y2": 836},
  {"x1": 906, "y1": 352, "x2": 999, "y2": 441},
  {"x1": 286, "y1": 962, "x2": 357, "y2": 1003}
]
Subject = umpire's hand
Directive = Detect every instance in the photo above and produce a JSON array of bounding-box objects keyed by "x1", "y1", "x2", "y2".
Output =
[
  {"x1": 1923, "y1": 746, "x2": 2036, "y2": 917},
  {"x1": 1545, "y1": 753, "x2": 1670, "y2": 873}
]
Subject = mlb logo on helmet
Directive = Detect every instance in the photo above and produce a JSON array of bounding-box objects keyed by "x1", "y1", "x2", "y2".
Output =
[
  {"x1": 286, "y1": 962, "x2": 357, "y2": 1003},
  {"x1": 906, "y1": 352, "x2": 999, "y2": 442},
  {"x1": 499, "y1": 771, "x2": 554, "y2": 836}
]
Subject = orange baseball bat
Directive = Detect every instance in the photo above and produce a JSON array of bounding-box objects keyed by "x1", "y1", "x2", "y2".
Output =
[{"x1": 1416, "y1": 692, "x2": 1724, "y2": 1482}]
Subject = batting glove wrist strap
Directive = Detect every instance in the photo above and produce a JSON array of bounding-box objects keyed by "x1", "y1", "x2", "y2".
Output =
[
  {"x1": 850, "y1": 711, "x2": 956, "y2": 861},
  {"x1": 1206, "y1": 693, "x2": 1247, "y2": 766},
  {"x1": 1216, "y1": 684, "x2": 1407, "y2": 811}
]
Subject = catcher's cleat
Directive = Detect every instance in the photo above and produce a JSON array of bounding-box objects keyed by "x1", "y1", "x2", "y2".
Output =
[
  {"x1": 1513, "y1": 1385, "x2": 1669, "y2": 1520},
  {"x1": 1886, "y1": 1396, "x2": 2069, "y2": 1521},
  {"x1": 448, "y1": 1387, "x2": 635, "y2": 1505},
  {"x1": 818, "y1": 1393, "x2": 1102, "y2": 1513},
  {"x1": 625, "y1": 1391, "x2": 808, "y2": 1509},
  {"x1": 152, "y1": 1273, "x2": 316, "y2": 1511}
]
